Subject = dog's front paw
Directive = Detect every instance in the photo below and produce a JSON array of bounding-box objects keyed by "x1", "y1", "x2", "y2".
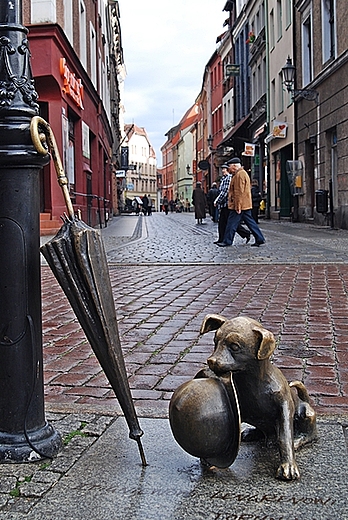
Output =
[{"x1": 276, "y1": 461, "x2": 300, "y2": 481}]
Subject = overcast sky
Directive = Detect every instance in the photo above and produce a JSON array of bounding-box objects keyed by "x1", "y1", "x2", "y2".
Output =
[{"x1": 119, "y1": 1, "x2": 227, "y2": 166}]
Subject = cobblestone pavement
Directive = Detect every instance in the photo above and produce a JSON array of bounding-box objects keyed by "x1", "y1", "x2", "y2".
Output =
[
  {"x1": 1, "y1": 212, "x2": 348, "y2": 516},
  {"x1": 102, "y1": 212, "x2": 348, "y2": 264},
  {"x1": 39, "y1": 212, "x2": 348, "y2": 418}
]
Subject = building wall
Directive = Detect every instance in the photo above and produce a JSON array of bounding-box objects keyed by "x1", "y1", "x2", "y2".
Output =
[
  {"x1": 123, "y1": 127, "x2": 157, "y2": 210},
  {"x1": 22, "y1": 0, "x2": 122, "y2": 228},
  {"x1": 295, "y1": 0, "x2": 348, "y2": 228}
]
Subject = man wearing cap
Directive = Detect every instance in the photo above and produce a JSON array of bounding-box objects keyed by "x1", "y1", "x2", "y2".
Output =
[
  {"x1": 213, "y1": 164, "x2": 250, "y2": 245},
  {"x1": 217, "y1": 158, "x2": 265, "y2": 247}
]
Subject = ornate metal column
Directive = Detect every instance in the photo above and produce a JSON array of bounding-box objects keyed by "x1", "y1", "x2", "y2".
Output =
[{"x1": 0, "y1": 1, "x2": 61, "y2": 461}]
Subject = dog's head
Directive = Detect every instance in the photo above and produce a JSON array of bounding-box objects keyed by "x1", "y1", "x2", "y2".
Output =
[{"x1": 201, "y1": 314, "x2": 276, "y2": 376}]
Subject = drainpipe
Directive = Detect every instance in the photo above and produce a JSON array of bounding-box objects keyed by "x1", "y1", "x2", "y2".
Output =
[{"x1": 265, "y1": 0, "x2": 271, "y2": 219}]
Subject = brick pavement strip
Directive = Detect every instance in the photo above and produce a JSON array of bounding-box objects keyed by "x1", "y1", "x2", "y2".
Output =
[{"x1": 41, "y1": 260, "x2": 348, "y2": 417}]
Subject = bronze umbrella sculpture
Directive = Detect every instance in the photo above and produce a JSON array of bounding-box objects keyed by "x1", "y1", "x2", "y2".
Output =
[{"x1": 30, "y1": 116, "x2": 146, "y2": 466}]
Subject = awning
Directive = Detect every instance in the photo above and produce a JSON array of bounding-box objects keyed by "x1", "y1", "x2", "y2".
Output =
[{"x1": 219, "y1": 114, "x2": 251, "y2": 147}]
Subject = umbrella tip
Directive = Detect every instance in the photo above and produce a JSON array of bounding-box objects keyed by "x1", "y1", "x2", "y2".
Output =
[{"x1": 136, "y1": 438, "x2": 148, "y2": 467}]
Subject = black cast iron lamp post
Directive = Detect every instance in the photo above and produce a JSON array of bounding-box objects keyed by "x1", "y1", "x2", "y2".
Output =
[{"x1": 0, "y1": 1, "x2": 61, "y2": 461}]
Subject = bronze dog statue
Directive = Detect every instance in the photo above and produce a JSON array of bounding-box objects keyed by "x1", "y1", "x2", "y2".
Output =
[{"x1": 198, "y1": 314, "x2": 317, "y2": 481}]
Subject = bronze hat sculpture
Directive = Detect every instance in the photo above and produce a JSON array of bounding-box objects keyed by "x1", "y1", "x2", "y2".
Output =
[{"x1": 169, "y1": 376, "x2": 240, "y2": 468}]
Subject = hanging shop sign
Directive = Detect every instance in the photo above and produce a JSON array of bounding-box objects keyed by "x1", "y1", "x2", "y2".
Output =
[
  {"x1": 272, "y1": 121, "x2": 287, "y2": 138},
  {"x1": 225, "y1": 64, "x2": 240, "y2": 77},
  {"x1": 121, "y1": 146, "x2": 129, "y2": 169},
  {"x1": 242, "y1": 143, "x2": 256, "y2": 156},
  {"x1": 60, "y1": 58, "x2": 84, "y2": 110}
]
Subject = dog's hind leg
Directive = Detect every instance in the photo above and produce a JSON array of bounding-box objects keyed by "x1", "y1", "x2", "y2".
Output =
[{"x1": 290, "y1": 381, "x2": 317, "y2": 449}]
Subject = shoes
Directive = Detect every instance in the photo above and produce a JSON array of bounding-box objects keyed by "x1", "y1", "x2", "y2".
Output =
[
  {"x1": 246, "y1": 235, "x2": 251, "y2": 244},
  {"x1": 250, "y1": 241, "x2": 265, "y2": 247},
  {"x1": 217, "y1": 242, "x2": 230, "y2": 247},
  {"x1": 213, "y1": 240, "x2": 220, "y2": 244}
]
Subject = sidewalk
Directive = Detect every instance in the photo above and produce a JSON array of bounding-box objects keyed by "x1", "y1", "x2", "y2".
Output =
[{"x1": 2, "y1": 213, "x2": 348, "y2": 519}]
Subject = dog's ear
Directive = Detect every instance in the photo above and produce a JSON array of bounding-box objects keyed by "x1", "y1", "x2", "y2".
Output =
[
  {"x1": 253, "y1": 325, "x2": 276, "y2": 359},
  {"x1": 200, "y1": 314, "x2": 227, "y2": 334}
]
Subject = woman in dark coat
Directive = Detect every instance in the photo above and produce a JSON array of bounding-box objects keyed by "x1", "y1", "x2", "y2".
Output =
[{"x1": 192, "y1": 182, "x2": 206, "y2": 224}]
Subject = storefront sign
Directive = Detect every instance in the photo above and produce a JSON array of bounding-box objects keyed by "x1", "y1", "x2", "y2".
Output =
[
  {"x1": 242, "y1": 143, "x2": 256, "y2": 156},
  {"x1": 272, "y1": 121, "x2": 287, "y2": 138},
  {"x1": 60, "y1": 58, "x2": 84, "y2": 110},
  {"x1": 225, "y1": 64, "x2": 240, "y2": 77}
]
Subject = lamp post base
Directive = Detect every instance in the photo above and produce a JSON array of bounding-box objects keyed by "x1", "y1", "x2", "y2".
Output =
[{"x1": 0, "y1": 422, "x2": 62, "y2": 463}]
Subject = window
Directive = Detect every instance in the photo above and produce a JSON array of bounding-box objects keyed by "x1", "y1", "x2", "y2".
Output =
[
  {"x1": 79, "y1": 0, "x2": 87, "y2": 69},
  {"x1": 302, "y1": 13, "x2": 313, "y2": 85},
  {"x1": 31, "y1": 0, "x2": 56, "y2": 23},
  {"x1": 322, "y1": 0, "x2": 336, "y2": 63},
  {"x1": 64, "y1": 0, "x2": 73, "y2": 43},
  {"x1": 252, "y1": 71, "x2": 256, "y2": 106},
  {"x1": 90, "y1": 23, "x2": 97, "y2": 87},
  {"x1": 278, "y1": 71, "x2": 284, "y2": 114},
  {"x1": 271, "y1": 79, "x2": 276, "y2": 120},
  {"x1": 270, "y1": 10, "x2": 275, "y2": 49},
  {"x1": 285, "y1": 0, "x2": 292, "y2": 28},
  {"x1": 277, "y1": 0, "x2": 282, "y2": 40}
]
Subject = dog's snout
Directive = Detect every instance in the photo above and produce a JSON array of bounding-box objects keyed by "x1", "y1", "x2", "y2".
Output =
[
  {"x1": 207, "y1": 355, "x2": 217, "y2": 371},
  {"x1": 207, "y1": 355, "x2": 227, "y2": 375}
]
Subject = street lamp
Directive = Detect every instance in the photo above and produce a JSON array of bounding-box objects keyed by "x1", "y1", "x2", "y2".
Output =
[
  {"x1": 207, "y1": 134, "x2": 214, "y2": 150},
  {"x1": 281, "y1": 57, "x2": 318, "y2": 102},
  {"x1": 186, "y1": 164, "x2": 192, "y2": 175}
]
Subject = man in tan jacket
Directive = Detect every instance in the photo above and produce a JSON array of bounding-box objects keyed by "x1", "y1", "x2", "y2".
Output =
[{"x1": 217, "y1": 158, "x2": 265, "y2": 247}]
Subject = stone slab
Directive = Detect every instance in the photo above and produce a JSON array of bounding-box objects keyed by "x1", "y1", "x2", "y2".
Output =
[{"x1": 5, "y1": 418, "x2": 347, "y2": 520}]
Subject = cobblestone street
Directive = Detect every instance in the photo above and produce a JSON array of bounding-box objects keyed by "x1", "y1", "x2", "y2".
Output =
[{"x1": 41, "y1": 212, "x2": 348, "y2": 417}]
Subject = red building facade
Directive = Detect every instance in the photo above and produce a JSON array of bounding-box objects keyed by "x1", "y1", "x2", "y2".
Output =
[{"x1": 28, "y1": 24, "x2": 113, "y2": 230}]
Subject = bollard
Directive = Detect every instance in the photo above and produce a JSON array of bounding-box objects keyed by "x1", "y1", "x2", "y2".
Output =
[{"x1": 0, "y1": 1, "x2": 61, "y2": 461}]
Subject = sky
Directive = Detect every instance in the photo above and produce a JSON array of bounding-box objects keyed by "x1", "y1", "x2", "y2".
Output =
[{"x1": 119, "y1": 0, "x2": 227, "y2": 166}]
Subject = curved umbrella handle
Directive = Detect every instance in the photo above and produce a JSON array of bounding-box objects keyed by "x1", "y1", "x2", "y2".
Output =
[{"x1": 30, "y1": 116, "x2": 75, "y2": 219}]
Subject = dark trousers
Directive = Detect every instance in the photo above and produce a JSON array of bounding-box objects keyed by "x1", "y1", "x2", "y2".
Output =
[
  {"x1": 223, "y1": 209, "x2": 265, "y2": 246},
  {"x1": 218, "y1": 207, "x2": 250, "y2": 242}
]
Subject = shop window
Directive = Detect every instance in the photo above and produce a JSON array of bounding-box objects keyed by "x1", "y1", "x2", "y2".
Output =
[{"x1": 63, "y1": 110, "x2": 77, "y2": 200}]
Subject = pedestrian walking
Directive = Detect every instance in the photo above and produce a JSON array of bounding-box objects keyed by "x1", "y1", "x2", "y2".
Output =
[
  {"x1": 162, "y1": 195, "x2": 169, "y2": 215},
  {"x1": 142, "y1": 194, "x2": 149, "y2": 215},
  {"x1": 217, "y1": 158, "x2": 265, "y2": 247},
  {"x1": 192, "y1": 181, "x2": 206, "y2": 224},
  {"x1": 251, "y1": 179, "x2": 262, "y2": 223},
  {"x1": 214, "y1": 164, "x2": 250, "y2": 245},
  {"x1": 133, "y1": 197, "x2": 142, "y2": 215},
  {"x1": 207, "y1": 182, "x2": 219, "y2": 222},
  {"x1": 147, "y1": 195, "x2": 153, "y2": 216}
]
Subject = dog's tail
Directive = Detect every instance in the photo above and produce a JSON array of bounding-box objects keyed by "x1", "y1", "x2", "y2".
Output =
[{"x1": 289, "y1": 381, "x2": 310, "y2": 403}]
